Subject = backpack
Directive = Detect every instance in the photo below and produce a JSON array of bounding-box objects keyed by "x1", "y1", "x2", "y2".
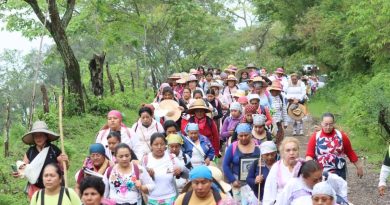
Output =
[
  {"x1": 106, "y1": 163, "x2": 140, "y2": 181},
  {"x1": 182, "y1": 189, "x2": 221, "y2": 205},
  {"x1": 142, "y1": 153, "x2": 176, "y2": 168},
  {"x1": 257, "y1": 105, "x2": 267, "y2": 116},
  {"x1": 35, "y1": 187, "x2": 71, "y2": 205}
]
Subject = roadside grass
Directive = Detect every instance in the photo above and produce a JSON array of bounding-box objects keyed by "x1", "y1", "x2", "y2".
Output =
[{"x1": 309, "y1": 90, "x2": 385, "y2": 166}]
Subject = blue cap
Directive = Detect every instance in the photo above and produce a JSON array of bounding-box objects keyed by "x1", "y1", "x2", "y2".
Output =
[
  {"x1": 89, "y1": 143, "x2": 106, "y2": 156},
  {"x1": 189, "y1": 165, "x2": 213, "y2": 181},
  {"x1": 236, "y1": 123, "x2": 252, "y2": 134}
]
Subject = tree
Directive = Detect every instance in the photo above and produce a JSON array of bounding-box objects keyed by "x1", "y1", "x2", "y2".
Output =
[{"x1": 2, "y1": 0, "x2": 85, "y2": 114}]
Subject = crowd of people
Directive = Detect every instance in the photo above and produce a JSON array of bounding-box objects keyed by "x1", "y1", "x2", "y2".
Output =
[{"x1": 11, "y1": 64, "x2": 369, "y2": 205}]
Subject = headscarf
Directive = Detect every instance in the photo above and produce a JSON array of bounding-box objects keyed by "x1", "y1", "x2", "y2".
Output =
[
  {"x1": 189, "y1": 165, "x2": 213, "y2": 181},
  {"x1": 185, "y1": 123, "x2": 199, "y2": 134},
  {"x1": 236, "y1": 123, "x2": 252, "y2": 134},
  {"x1": 166, "y1": 134, "x2": 184, "y2": 145},
  {"x1": 312, "y1": 181, "x2": 337, "y2": 201},
  {"x1": 230, "y1": 102, "x2": 242, "y2": 112},
  {"x1": 244, "y1": 104, "x2": 257, "y2": 114},
  {"x1": 260, "y1": 141, "x2": 277, "y2": 155}
]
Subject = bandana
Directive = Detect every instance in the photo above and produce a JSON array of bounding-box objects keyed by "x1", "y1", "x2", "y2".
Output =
[
  {"x1": 108, "y1": 110, "x2": 122, "y2": 121},
  {"x1": 166, "y1": 134, "x2": 184, "y2": 145},
  {"x1": 190, "y1": 165, "x2": 212, "y2": 181},
  {"x1": 236, "y1": 123, "x2": 252, "y2": 134},
  {"x1": 245, "y1": 104, "x2": 257, "y2": 114}
]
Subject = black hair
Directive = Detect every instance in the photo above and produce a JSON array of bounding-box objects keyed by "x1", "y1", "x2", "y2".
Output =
[
  {"x1": 163, "y1": 120, "x2": 178, "y2": 132},
  {"x1": 193, "y1": 89, "x2": 203, "y2": 97},
  {"x1": 150, "y1": 132, "x2": 167, "y2": 146},
  {"x1": 298, "y1": 160, "x2": 322, "y2": 178},
  {"x1": 205, "y1": 71, "x2": 213, "y2": 77},
  {"x1": 79, "y1": 176, "x2": 105, "y2": 196},
  {"x1": 162, "y1": 86, "x2": 174, "y2": 96},
  {"x1": 139, "y1": 106, "x2": 153, "y2": 117},
  {"x1": 205, "y1": 89, "x2": 215, "y2": 96},
  {"x1": 43, "y1": 163, "x2": 63, "y2": 180},
  {"x1": 114, "y1": 143, "x2": 132, "y2": 157},
  {"x1": 322, "y1": 112, "x2": 335, "y2": 121},
  {"x1": 107, "y1": 131, "x2": 121, "y2": 142}
]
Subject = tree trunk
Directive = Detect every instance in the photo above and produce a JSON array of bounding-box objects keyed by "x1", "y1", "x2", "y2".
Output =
[
  {"x1": 4, "y1": 98, "x2": 11, "y2": 157},
  {"x1": 82, "y1": 83, "x2": 90, "y2": 105},
  {"x1": 41, "y1": 84, "x2": 50, "y2": 113},
  {"x1": 106, "y1": 62, "x2": 115, "y2": 95},
  {"x1": 130, "y1": 71, "x2": 135, "y2": 92},
  {"x1": 89, "y1": 53, "x2": 105, "y2": 97},
  {"x1": 25, "y1": 0, "x2": 84, "y2": 114},
  {"x1": 116, "y1": 73, "x2": 125, "y2": 92}
]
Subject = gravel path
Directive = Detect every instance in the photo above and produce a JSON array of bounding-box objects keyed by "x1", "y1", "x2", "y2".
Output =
[{"x1": 296, "y1": 115, "x2": 390, "y2": 205}]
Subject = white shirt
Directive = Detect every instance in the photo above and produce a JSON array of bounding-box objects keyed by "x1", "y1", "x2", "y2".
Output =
[
  {"x1": 276, "y1": 177, "x2": 312, "y2": 205},
  {"x1": 95, "y1": 126, "x2": 143, "y2": 160},
  {"x1": 143, "y1": 153, "x2": 185, "y2": 200},
  {"x1": 103, "y1": 163, "x2": 155, "y2": 204},
  {"x1": 191, "y1": 142, "x2": 205, "y2": 167},
  {"x1": 285, "y1": 81, "x2": 306, "y2": 101},
  {"x1": 131, "y1": 119, "x2": 164, "y2": 157},
  {"x1": 263, "y1": 160, "x2": 301, "y2": 205}
]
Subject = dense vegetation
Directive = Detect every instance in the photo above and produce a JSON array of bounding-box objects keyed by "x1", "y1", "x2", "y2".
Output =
[{"x1": 1, "y1": 0, "x2": 390, "y2": 204}]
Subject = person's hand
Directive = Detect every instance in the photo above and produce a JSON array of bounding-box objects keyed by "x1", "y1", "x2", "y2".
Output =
[
  {"x1": 205, "y1": 158, "x2": 211, "y2": 166},
  {"x1": 255, "y1": 175, "x2": 264, "y2": 184},
  {"x1": 135, "y1": 180, "x2": 142, "y2": 190},
  {"x1": 147, "y1": 168, "x2": 155, "y2": 178},
  {"x1": 357, "y1": 166, "x2": 363, "y2": 178},
  {"x1": 178, "y1": 106, "x2": 185, "y2": 112},
  {"x1": 173, "y1": 166, "x2": 181, "y2": 177},
  {"x1": 379, "y1": 185, "x2": 386, "y2": 197},
  {"x1": 283, "y1": 125, "x2": 288, "y2": 129},
  {"x1": 228, "y1": 130, "x2": 234, "y2": 136},
  {"x1": 232, "y1": 180, "x2": 241, "y2": 188},
  {"x1": 293, "y1": 99, "x2": 299, "y2": 104},
  {"x1": 57, "y1": 154, "x2": 69, "y2": 164},
  {"x1": 12, "y1": 171, "x2": 20, "y2": 178}
]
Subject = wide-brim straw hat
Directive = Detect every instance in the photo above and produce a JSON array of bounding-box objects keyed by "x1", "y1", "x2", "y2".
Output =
[
  {"x1": 176, "y1": 78, "x2": 187, "y2": 84},
  {"x1": 287, "y1": 104, "x2": 306, "y2": 121},
  {"x1": 225, "y1": 75, "x2": 238, "y2": 82},
  {"x1": 168, "y1": 73, "x2": 181, "y2": 79},
  {"x1": 22, "y1": 121, "x2": 59, "y2": 145},
  {"x1": 209, "y1": 82, "x2": 223, "y2": 89},
  {"x1": 187, "y1": 99, "x2": 211, "y2": 115},
  {"x1": 158, "y1": 100, "x2": 182, "y2": 121},
  {"x1": 186, "y1": 75, "x2": 198, "y2": 83},
  {"x1": 235, "y1": 68, "x2": 250, "y2": 79},
  {"x1": 189, "y1": 69, "x2": 200, "y2": 75},
  {"x1": 246, "y1": 63, "x2": 257, "y2": 69},
  {"x1": 268, "y1": 81, "x2": 283, "y2": 91},
  {"x1": 224, "y1": 65, "x2": 238, "y2": 73},
  {"x1": 208, "y1": 166, "x2": 232, "y2": 193}
]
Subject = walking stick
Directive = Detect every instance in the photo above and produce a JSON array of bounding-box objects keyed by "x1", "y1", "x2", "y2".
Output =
[
  {"x1": 58, "y1": 96, "x2": 68, "y2": 187},
  {"x1": 257, "y1": 156, "x2": 262, "y2": 203}
]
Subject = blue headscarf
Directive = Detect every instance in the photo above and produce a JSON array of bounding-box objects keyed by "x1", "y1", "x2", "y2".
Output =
[
  {"x1": 236, "y1": 123, "x2": 252, "y2": 134},
  {"x1": 89, "y1": 143, "x2": 106, "y2": 156},
  {"x1": 185, "y1": 123, "x2": 199, "y2": 134},
  {"x1": 190, "y1": 165, "x2": 213, "y2": 181}
]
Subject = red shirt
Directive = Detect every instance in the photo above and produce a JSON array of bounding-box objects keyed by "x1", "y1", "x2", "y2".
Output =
[
  {"x1": 181, "y1": 116, "x2": 220, "y2": 156},
  {"x1": 306, "y1": 129, "x2": 358, "y2": 163}
]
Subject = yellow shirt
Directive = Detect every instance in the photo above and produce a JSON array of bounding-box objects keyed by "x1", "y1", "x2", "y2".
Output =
[
  {"x1": 30, "y1": 188, "x2": 81, "y2": 205},
  {"x1": 175, "y1": 191, "x2": 226, "y2": 205}
]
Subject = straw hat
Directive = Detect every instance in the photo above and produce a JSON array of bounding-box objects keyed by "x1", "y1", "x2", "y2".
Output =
[
  {"x1": 158, "y1": 100, "x2": 182, "y2": 121},
  {"x1": 235, "y1": 68, "x2": 250, "y2": 80},
  {"x1": 168, "y1": 73, "x2": 181, "y2": 79},
  {"x1": 246, "y1": 63, "x2": 257, "y2": 69},
  {"x1": 186, "y1": 75, "x2": 198, "y2": 83},
  {"x1": 189, "y1": 69, "x2": 199, "y2": 75},
  {"x1": 209, "y1": 82, "x2": 223, "y2": 89},
  {"x1": 187, "y1": 99, "x2": 211, "y2": 114},
  {"x1": 226, "y1": 75, "x2": 238, "y2": 82},
  {"x1": 252, "y1": 76, "x2": 265, "y2": 83},
  {"x1": 176, "y1": 78, "x2": 186, "y2": 84},
  {"x1": 224, "y1": 65, "x2": 238, "y2": 73},
  {"x1": 22, "y1": 121, "x2": 59, "y2": 145},
  {"x1": 208, "y1": 166, "x2": 232, "y2": 193},
  {"x1": 268, "y1": 81, "x2": 283, "y2": 91},
  {"x1": 287, "y1": 104, "x2": 306, "y2": 120},
  {"x1": 233, "y1": 90, "x2": 246, "y2": 98}
]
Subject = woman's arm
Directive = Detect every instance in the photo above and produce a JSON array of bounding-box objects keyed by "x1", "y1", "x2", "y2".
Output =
[
  {"x1": 140, "y1": 166, "x2": 155, "y2": 193},
  {"x1": 246, "y1": 161, "x2": 257, "y2": 188},
  {"x1": 222, "y1": 145, "x2": 236, "y2": 183}
]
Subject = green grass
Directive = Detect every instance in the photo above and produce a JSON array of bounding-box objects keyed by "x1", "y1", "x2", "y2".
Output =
[{"x1": 0, "y1": 88, "x2": 151, "y2": 205}]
